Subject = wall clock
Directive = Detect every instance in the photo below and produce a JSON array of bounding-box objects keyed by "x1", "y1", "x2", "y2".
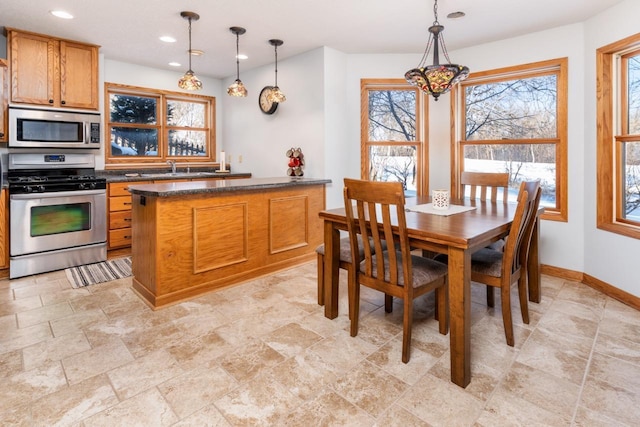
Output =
[{"x1": 259, "y1": 86, "x2": 278, "y2": 115}]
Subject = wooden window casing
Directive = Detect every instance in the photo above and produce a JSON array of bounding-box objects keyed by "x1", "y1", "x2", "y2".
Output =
[
  {"x1": 597, "y1": 33, "x2": 640, "y2": 239},
  {"x1": 360, "y1": 79, "x2": 429, "y2": 196},
  {"x1": 452, "y1": 58, "x2": 568, "y2": 222},
  {"x1": 105, "y1": 83, "x2": 216, "y2": 168}
]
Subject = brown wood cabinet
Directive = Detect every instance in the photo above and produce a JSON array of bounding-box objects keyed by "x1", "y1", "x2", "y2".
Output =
[
  {"x1": 0, "y1": 59, "x2": 7, "y2": 142},
  {"x1": 108, "y1": 181, "x2": 151, "y2": 249},
  {"x1": 8, "y1": 29, "x2": 99, "y2": 110},
  {"x1": 130, "y1": 180, "x2": 327, "y2": 308}
]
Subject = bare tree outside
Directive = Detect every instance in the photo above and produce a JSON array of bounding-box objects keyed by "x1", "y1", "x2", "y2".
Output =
[
  {"x1": 367, "y1": 89, "x2": 418, "y2": 194},
  {"x1": 463, "y1": 73, "x2": 559, "y2": 207},
  {"x1": 622, "y1": 54, "x2": 640, "y2": 220}
]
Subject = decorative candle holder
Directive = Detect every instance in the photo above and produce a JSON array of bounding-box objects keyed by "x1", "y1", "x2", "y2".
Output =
[{"x1": 432, "y1": 189, "x2": 450, "y2": 210}]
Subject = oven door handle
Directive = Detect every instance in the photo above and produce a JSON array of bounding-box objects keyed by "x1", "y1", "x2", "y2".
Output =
[{"x1": 10, "y1": 189, "x2": 106, "y2": 200}]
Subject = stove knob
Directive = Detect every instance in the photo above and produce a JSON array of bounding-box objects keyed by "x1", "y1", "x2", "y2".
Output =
[
  {"x1": 79, "y1": 183, "x2": 87, "y2": 190},
  {"x1": 89, "y1": 182, "x2": 97, "y2": 189},
  {"x1": 36, "y1": 185, "x2": 46, "y2": 193},
  {"x1": 23, "y1": 185, "x2": 32, "y2": 193}
]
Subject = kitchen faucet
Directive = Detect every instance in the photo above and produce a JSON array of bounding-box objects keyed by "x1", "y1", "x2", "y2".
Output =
[{"x1": 167, "y1": 160, "x2": 176, "y2": 174}]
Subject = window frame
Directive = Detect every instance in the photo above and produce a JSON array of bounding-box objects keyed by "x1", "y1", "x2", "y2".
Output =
[
  {"x1": 597, "y1": 33, "x2": 640, "y2": 239},
  {"x1": 452, "y1": 58, "x2": 568, "y2": 222},
  {"x1": 360, "y1": 78, "x2": 429, "y2": 196},
  {"x1": 104, "y1": 83, "x2": 216, "y2": 167}
]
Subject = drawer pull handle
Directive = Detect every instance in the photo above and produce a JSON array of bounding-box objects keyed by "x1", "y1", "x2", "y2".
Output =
[
  {"x1": 124, "y1": 218, "x2": 132, "y2": 222},
  {"x1": 123, "y1": 202, "x2": 132, "y2": 205},
  {"x1": 124, "y1": 235, "x2": 131, "y2": 239}
]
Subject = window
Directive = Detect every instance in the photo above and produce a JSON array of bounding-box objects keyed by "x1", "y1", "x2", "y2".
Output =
[
  {"x1": 360, "y1": 79, "x2": 429, "y2": 196},
  {"x1": 105, "y1": 83, "x2": 215, "y2": 166},
  {"x1": 597, "y1": 33, "x2": 640, "y2": 238},
  {"x1": 453, "y1": 58, "x2": 568, "y2": 221}
]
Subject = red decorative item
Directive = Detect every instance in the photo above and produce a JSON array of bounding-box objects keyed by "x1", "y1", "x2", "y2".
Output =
[{"x1": 286, "y1": 147, "x2": 304, "y2": 176}]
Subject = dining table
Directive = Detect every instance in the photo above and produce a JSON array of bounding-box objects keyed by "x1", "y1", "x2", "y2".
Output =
[{"x1": 318, "y1": 195, "x2": 542, "y2": 388}]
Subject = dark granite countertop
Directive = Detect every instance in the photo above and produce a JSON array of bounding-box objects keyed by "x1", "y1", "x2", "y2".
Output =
[
  {"x1": 97, "y1": 169, "x2": 251, "y2": 183},
  {"x1": 127, "y1": 177, "x2": 331, "y2": 197}
]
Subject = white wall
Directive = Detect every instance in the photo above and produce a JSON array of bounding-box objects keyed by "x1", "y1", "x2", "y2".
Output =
[
  {"x1": 582, "y1": 0, "x2": 640, "y2": 297},
  {"x1": 221, "y1": 48, "x2": 325, "y2": 178}
]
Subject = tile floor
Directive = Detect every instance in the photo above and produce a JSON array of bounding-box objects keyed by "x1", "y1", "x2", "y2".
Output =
[{"x1": 1, "y1": 262, "x2": 639, "y2": 426}]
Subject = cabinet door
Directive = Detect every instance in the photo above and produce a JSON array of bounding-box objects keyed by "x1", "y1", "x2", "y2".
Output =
[
  {"x1": 9, "y1": 31, "x2": 56, "y2": 106},
  {"x1": 0, "y1": 59, "x2": 7, "y2": 143},
  {"x1": 59, "y1": 41, "x2": 98, "y2": 109}
]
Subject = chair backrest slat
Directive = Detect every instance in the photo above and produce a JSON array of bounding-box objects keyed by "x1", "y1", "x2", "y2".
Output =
[{"x1": 461, "y1": 171, "x2": 509, "y2": 202}]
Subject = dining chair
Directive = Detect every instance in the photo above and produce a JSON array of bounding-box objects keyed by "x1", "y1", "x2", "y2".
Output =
[
  {"x1": 460, "y1": 171, "x2": 509, "y2": 202},
  {"x1": 343, "y1": 178, "x2": 448, "y2": 363},
  {"x1": 460, "y1": 171, "x2": 510, "y2": 255},
  {"x1": 469, "y1": 180, "x2": 542, "y2": 346}
]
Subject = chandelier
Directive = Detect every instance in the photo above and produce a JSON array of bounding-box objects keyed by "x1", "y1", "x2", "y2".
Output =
[
  {"x1": 404, "y1": 0, "x2": 469, "y2": 100},
  {"x1": 267, "y1": 39, "x2": 286, "y2": 103},
  {"x1": 227, "y1": 27, "x2": 248, "y2": 97},
  {"x1": 177, "y1": 11, "x2": 203, "y2": 91}
]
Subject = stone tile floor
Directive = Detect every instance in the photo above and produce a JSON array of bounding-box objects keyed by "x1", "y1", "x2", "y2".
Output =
[{"x1": 1, "y1": 262, "x2": 639, "y2": 426}]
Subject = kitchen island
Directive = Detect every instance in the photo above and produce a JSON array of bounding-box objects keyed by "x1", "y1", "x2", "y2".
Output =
[{"x1": 127, "y1": 177, "x2": 330, "y2": 309}]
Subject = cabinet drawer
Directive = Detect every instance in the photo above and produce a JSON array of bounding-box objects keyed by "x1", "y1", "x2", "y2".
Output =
[
  {"x1": 109, "y1": 181, "x2": 151, "y2": 197},
  {"x1": 110, "y1": 210, "x2": 132, "y2": 229},
  {"x1": 109, "y1": 228, "x2": 132, "y2": 248},
  {"x1": 109, "y1": 195, "x2": 132, "y2": 212}
]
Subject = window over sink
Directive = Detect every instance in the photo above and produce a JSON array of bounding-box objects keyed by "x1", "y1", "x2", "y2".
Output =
[{"x1": 105, "y1": 83, "x2": 216, "y2": 166}]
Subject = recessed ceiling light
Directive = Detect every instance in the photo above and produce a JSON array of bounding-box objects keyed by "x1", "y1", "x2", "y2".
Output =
[
  {"x1": 236, "y1": 54, "x2": 248, "y2": 60},
  {"x1": 160, "y1": 36, "x2": 176, "y2": 43},
  {"x1": 50, "y1": 10, "x2": 74, "y2": 19},
  {"x1": 169, "y1": 62, "x2": 181, "y2": 67},
  {"x1": 447, "y1": 11, "x2": 465, "y2": 19},
  {"x1": 189, "y1": 49, "x2": 204, "y2": 56}
]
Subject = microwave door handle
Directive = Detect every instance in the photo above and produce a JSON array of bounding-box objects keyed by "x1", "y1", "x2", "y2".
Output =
[{"x1": 84, "y1": 122, "x2": 90, "y2": 145}]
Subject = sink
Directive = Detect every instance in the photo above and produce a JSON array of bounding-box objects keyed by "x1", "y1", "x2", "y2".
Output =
[{"x1": 140, "y1": 172, "x2": 218, "y2": 178}]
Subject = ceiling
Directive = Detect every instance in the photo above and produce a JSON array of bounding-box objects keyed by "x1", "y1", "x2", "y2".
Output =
[{"x1": 0, "y1": 0, "x2": 624, "y2": 80}]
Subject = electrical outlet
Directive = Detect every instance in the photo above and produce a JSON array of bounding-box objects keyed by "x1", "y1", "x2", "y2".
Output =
[{"x1": 238, "y1": 155, "x2": 243, "y2": 163}]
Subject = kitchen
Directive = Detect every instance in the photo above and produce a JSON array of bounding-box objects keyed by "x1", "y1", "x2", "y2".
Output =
[{"x1": 1, "y1": 0, "x2": 640, "y2": 425}]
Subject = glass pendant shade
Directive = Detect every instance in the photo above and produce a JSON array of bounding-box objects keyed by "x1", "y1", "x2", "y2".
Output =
[
  {"x1": 179, "y1": 70, "x2": 203, "y2": 91},
  {"x1": 405, "y1": 0, "x2": 469, "y2": 100},
  {"x1": 267, "y1": 86, "x2": 286, "y2": 103},
  {"x1": 227, "y1": 80, "x2": 247, "y2": 97},
  {"x1": 268, "y1": 39, "x2": 286, "y2": 103},
  {"x1": 227, "y1": 27, "x2": 247, "y2": 97},
  {"x1": 178, "y1": 11, "x2": 202, "y2": 91}
]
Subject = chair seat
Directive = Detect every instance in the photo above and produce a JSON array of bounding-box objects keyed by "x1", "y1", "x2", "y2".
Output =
[
  {"x1": 363, "y1": 251, "x2": 448, "y2": 287},
  {"x1": 471, "y1": 248, "x2": 503, "y2": 277},
  {"x1": 316, "y1": 235, "x2": 388, "y2": 262}
]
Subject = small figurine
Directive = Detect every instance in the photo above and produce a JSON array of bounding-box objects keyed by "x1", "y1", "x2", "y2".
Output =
[{"x1": 286, "y1": 147, "x2": 304, "y2": 176}]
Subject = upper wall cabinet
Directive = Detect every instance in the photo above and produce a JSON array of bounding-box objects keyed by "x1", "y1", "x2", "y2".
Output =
[
  {"x1": 7, "y1": 29, "x2": 99, "y2": 110},
  {"x1": 0, "y1": 59, "x2": 7, "y2": 142}
]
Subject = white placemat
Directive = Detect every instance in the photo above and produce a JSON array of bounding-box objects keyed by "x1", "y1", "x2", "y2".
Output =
[{"x1": 405, "y1": 203, "x2": 477, "y2": 216}]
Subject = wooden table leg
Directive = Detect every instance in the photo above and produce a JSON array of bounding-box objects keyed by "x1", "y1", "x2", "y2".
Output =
[
  {"x1": 528, "y1": 216, "x2": 541, "y2": 303},
  {"x1": 323, "y1": 221, "x2": 340, "y2": 319},
  {"x1": 447, "y1": 246, "x2": 471, "y2": 388}
]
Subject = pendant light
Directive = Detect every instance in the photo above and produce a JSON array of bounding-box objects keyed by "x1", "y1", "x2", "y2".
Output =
[
  {"x1": 404, "y1": 0, "x2": 469, "y2": 101},
  {"x1": 227, "y1": 27, "x2": 248, "y2": 97},
  {"x1": 267, "y1": 39, "x2": 286, "y2": 103},
  {"x1": 178, "y1": 11, "x2": 203, "y2": 91}
]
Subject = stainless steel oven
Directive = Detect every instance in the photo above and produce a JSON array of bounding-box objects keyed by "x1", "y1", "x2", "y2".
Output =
[{"x1": 8, "y1": 153, "x2": 107, "y2": 279}]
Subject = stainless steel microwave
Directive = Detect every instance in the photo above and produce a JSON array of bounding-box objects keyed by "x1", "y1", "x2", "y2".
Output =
[{"x1": 8, "y1": 106, "x2": 101, "y2": 149}]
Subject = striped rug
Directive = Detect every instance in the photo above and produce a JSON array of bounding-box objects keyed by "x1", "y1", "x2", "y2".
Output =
[{"x1": 65, "y1": 257, "x2": 132, "y2": 288}]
